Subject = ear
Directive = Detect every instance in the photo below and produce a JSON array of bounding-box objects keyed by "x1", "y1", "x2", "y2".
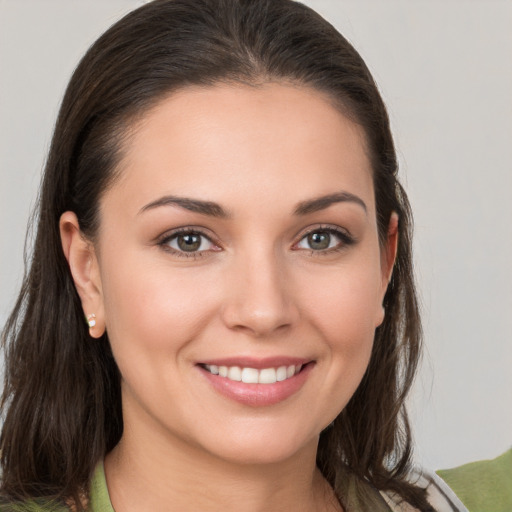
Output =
[
  {"x1": 59, "y1": 211, "x2": 105, "y2": 338},
  {"x1": 381, "y1": 212, "x2": 399, "y2": 291},
  {"x1": 375, "y1": 212, "x2": 399, "y2": 327}
]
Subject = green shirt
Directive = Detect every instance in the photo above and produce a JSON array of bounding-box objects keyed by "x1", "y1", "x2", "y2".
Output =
[
  {"x1": 0, "y1": 464, "x2": 112, "y2": 512},
  {"x1": 88, "y1": 462, "x2": 113, "y2": 512},
  {"x1": 437, "y1": 448, "x2": 512, "y2": 512}
]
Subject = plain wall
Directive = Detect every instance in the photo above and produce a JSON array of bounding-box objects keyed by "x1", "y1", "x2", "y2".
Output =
[{"x1": 1, "y1": 0, "x2": 511, "y2": 471}]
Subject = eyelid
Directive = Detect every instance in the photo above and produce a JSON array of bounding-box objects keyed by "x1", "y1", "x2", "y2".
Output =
[
  {"x1": 292, "y1": 224, "x2": 356, "y2": 252},
  {"x1": 155, "y1": 223, "x2": 355, "y2": 258},
  {"x1": 156, "y1": 226, "x2": 222, "y2": 257}
]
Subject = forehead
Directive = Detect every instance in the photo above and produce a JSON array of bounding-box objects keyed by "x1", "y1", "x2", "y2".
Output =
[{"x1": 107, "y1": 82, "x2": 375, "y2": 217}]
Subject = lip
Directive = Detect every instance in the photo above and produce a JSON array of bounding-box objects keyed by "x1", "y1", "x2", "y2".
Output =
[
  {"x1": 199, "y1": 356, "x2": 310, "y2": 369},
  {"x1": 197, "y1": 359, "x2": 315, "y2": 407}
]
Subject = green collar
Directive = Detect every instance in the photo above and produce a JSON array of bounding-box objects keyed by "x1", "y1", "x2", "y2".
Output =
[
  {"x1": 87, "y1": 461, "x2": 390, "y2": 511},
  {"x1": 89, "y1": 461, "x2": 115, "y2": 512}
]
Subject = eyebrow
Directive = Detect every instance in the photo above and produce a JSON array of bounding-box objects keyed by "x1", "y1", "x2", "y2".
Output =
[
  {"x1": 139, "y1": 190, "x2": 367, "y2": 218},
  {"x1": 139, "y1": 195, "x2": 230, "y2": 218},
  {"x1": 293, "y1": 192, "x2": 367, "y2": 216}
]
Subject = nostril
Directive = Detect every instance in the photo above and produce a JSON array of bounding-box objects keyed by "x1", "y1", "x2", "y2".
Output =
[{"x1": 219, "y1": 268, "x2": 300, "y2": 336}]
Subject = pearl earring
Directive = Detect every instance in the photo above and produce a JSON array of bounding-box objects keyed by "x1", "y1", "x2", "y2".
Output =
[{"x1": 86, "y1": 314, "x2": 97, "y2": 328}]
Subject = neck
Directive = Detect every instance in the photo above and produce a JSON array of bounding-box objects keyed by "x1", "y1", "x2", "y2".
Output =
[{"x1": 104, "y1": 425, "x2": 340, "y2": 512}]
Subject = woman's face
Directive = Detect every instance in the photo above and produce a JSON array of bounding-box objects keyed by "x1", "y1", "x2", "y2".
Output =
[{"x1": 88, "y1": 83, "x2": 395, "y2": 465}]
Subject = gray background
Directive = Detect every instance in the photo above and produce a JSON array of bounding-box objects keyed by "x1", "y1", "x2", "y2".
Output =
[{"x1": 1, "y1": 0, "x2": 511, "y2": 471}]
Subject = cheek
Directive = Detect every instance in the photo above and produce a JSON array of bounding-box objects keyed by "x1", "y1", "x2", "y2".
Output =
[
  {"x1": 302, "y1": 261, "x2": 384, "y2": 346},
  {"x1": 299, "y1": 253, "x2": 384, "y2": 399},
  {"x1": 99, "y1": 253, "x2": 219, "y2": 362},
  {"x1": 288, "y1": 265, "x2": 382, "y2": 431}
]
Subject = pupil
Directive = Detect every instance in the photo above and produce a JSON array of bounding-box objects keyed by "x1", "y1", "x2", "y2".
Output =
[
  {"x1": 178, "y1": 233, "x2": 201, "y2": 251},
  {"x1": 308, "y1": 232, "x2": 330, "y2": 250}
]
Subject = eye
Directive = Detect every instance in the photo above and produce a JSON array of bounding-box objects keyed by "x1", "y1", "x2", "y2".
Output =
[
  {"x1": 162, "y1": 230, "x2": 216, "y2": 254},
  {"x1": 295, "y1": 227, "x2": 353, "y2": 252}
]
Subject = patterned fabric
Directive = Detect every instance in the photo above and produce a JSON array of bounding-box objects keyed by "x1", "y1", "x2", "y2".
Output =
[{"x1": 379, "y1": 468, "x2": 468, "y2": 512}]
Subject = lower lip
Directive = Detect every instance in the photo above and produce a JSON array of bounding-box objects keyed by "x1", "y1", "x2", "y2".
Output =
[{"x1": 198, "y1": 363, "x2": 314, "y2": 407}]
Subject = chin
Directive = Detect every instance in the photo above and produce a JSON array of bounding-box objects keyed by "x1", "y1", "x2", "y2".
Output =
[
  {"x1": 197, "y1": 423, "x2": 321, "y2": 467},
  {"x1": 210, "y1": 442, "x2": 311, "y2": 467}
]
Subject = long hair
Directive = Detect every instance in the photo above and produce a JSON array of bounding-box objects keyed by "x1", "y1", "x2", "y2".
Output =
[{"x1": 1, "y1": 0, "x2": 426, "y2": 509}]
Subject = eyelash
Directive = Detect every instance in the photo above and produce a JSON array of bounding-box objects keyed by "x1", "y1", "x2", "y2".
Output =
[
  {"x1": 157, "y1": 228, "x2": 220, "y2": 259},
  {"x1": 293, "y1": 225, "x2": 356, "y2": 256},
  {"x1": 157, "y1": 225, "x2": 355, "y2": 259}
]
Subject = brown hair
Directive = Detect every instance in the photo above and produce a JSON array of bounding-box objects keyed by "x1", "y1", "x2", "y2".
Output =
[{"x1": 1, "y1": 0, "x2": 427, "y2": 509}]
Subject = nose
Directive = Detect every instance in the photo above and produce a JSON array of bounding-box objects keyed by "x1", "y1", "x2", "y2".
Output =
[{"x1": 220, "y1": 250, "x2": 299, "y2": 338}]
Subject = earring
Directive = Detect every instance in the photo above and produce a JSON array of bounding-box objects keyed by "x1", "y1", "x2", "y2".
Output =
[{"x1": 86, "y1": 314, "x2": 97, "y2": 328}]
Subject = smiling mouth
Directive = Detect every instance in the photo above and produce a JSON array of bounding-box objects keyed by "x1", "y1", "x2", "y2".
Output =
[
  {"x1": 203, "y1": 364, "x2": 303, "y2": 384},
  {"x1": 198, "y1": 360, "x2": 314, "y2": 406},
  {"x1": 201, "y1": 364, "x2": 303, "y2": 384}
]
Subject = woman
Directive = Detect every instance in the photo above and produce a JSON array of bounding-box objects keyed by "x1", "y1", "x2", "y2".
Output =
[{"x1": 0, "y1": 1, "x2": 466, "y2": 510}]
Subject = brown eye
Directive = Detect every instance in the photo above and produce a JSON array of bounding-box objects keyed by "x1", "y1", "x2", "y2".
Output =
[
  {"x1": 295, "y1": 227, "x2": 354, "y2": 253},
  {"x1": 177, "y1": 233, "x2": 202, "y2": 252},
  {"x1": 298, "y1": 230, "x2": 337, "y2": 251},
  {"x1": 166, "y1": 231, "x2": 214, "y2": 253},
  {"x1": 307, "y1": 232, "x2": 331, "y2": 250}
]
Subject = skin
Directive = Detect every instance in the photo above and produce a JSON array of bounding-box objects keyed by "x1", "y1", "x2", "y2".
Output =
[{"x1": 60, "y1": 83, "x2": 398, "y2": 512}]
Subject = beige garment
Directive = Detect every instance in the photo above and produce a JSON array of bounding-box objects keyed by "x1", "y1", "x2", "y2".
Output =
[
  {"x1": 337, "y1": 467, "x2": 468, "y2": 512},
  {"x1": 380, "y1": 469, "x2": 468, "y2": 512}
]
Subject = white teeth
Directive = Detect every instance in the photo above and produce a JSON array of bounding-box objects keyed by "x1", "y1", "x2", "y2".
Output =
[
  {"x1": 227, "y1": 366, "x2": 242, "y2": 381},
  {"x1": 241, "y1": 368, "x2": 259, "y2": 383},
  {"x1": 259, "y1": 368, "x2": 277, "y2": 384},
  {"x1": 204, "y1": 363, "x2": 304, "y2": 384},
  {"x1": 276, "y1": 366, "x2": 288, "y2": 381}
]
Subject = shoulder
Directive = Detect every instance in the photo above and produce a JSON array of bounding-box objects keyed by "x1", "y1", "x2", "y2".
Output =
[
  {"x1": 0, "y1": 493, "x2": 70, "y2": 512},
  {"x1": 0, "y1": 460, "x2": 113, "y2": 512},
  {"x1": 420, "y1": 469, "x2": 469, "y2": 512},
  {"x1": 379, "y1": 468, "x2": 469, "y2": 512},
  {"x1": 0, "y1": 498, "x2": 69, "y2": 512},
  {"x1": 437, "y1": 448, "x2": 512, "y2": 512}
]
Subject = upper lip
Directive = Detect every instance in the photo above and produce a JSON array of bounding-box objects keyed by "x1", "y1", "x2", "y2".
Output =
[{"x1": 197, "y1": 356, "x2": 313, "y2": 369}]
